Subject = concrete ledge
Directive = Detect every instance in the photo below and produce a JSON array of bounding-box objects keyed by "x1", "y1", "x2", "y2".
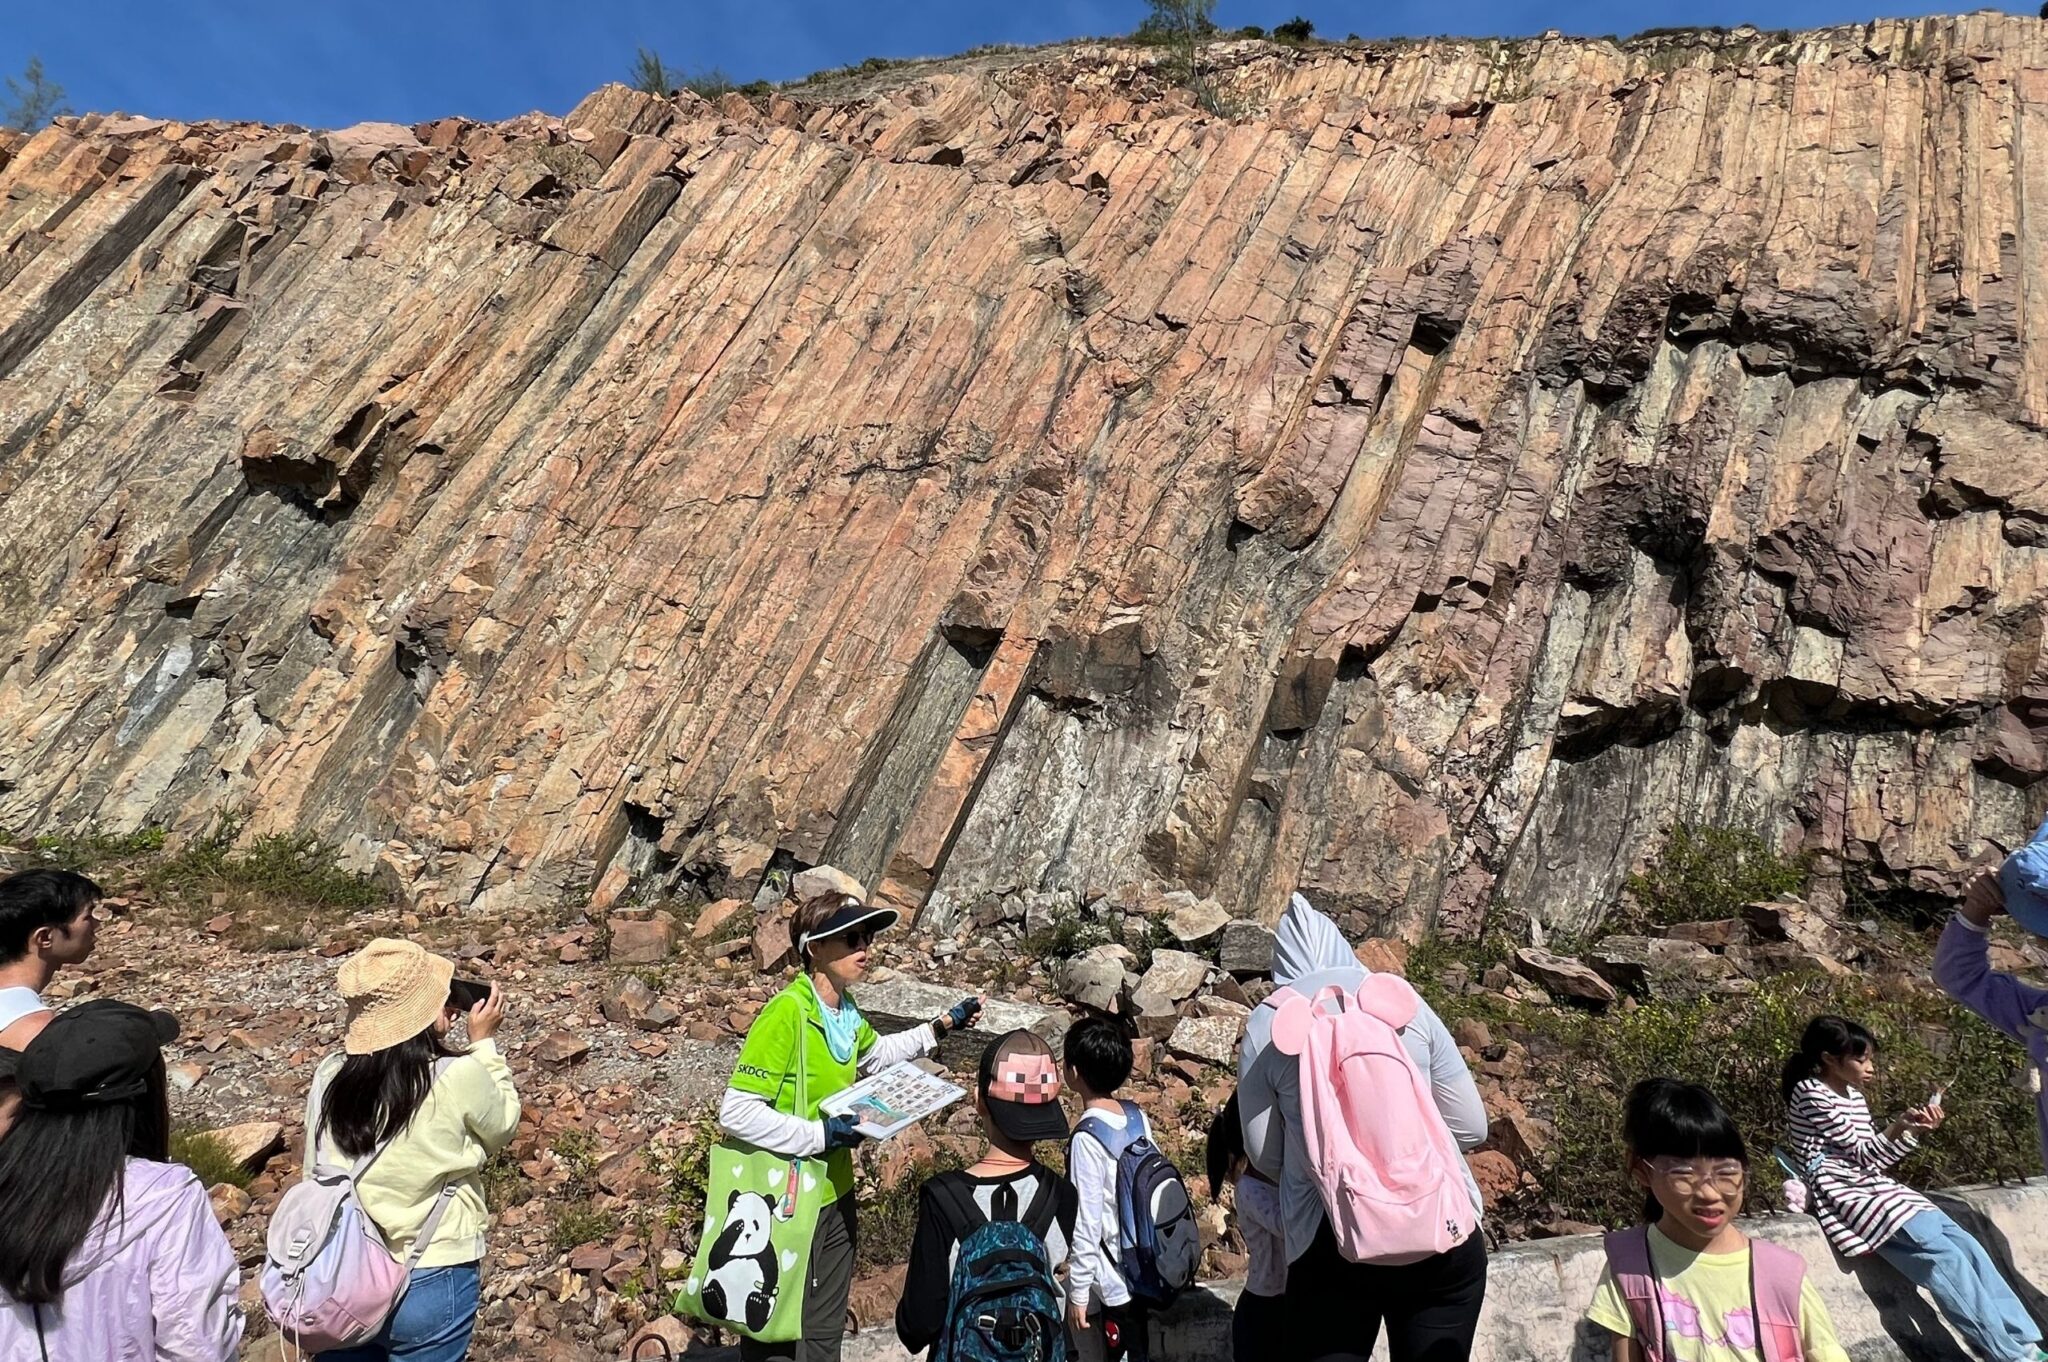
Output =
[{"x1": 813, "y1": 1180, "x2": 2048, "y2": 1360}]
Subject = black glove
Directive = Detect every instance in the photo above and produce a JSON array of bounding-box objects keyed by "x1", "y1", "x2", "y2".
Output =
[
  {"x1": 822, "y1": 1114, "x2": 866, "y2": 1151},
  {"x1": 939, "y1": 996, "x2": 982, "y2": 1034}
]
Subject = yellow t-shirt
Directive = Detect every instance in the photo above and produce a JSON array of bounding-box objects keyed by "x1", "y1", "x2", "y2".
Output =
[{"x1": 1586, "y1": 1225, "x2": 1849, "y2": 1362}]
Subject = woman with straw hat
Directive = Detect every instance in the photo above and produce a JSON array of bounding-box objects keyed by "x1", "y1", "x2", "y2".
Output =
[
  {"x1": 305, "y1": 938, "x2": 520, "y2": 1362},
  {"x1": 700, "y1": 887, "x2": 984, "y2": 1361}
]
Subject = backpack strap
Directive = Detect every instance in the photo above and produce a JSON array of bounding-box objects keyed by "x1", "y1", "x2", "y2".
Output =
[
  {"x1": 1603, "y1": 1226, "x2": 1666, "y2": 1362},
  {"x1": 308, "y1": 1055, "x2": 464, "y2": 1260},
  {"x1": 1750, "y1": 1239, "x2": 1807, "y2": 1362},
  {"x1": 1074, "y1": 1105, "x2": 1140, "y2": 1161}
]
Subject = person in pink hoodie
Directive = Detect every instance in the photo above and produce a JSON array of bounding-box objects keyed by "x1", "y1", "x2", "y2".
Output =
[{"x1": 0, "y1": 999, "x2": 243, "y2": 1362}]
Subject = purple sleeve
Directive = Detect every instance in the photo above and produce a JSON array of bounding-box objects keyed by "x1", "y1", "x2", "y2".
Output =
[
  {"x1": 1933, "y1": 915, "x2": 2048, "y2": 1042},
  {"x1": 150, "y1": 1177, "x2": 245, "y2": 1362}
]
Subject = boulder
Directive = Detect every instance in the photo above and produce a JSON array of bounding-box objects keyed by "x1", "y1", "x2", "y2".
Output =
[
  {"x1": 1742, "y1": 900, "x2": 1851, "y2": 963},
  {"x1": 1452, "y1": 1018, "x2": 1493, "y2": 1051},
  {"x1": 533, "y1": 1030, "x2": 592, "y2": 1066},
  {"x1": 1355, "y1": 937, "x2": 1410, "y2": 974},
  {"x1": 1167, "y1": 1014, "x2": 1243, "y2": 1066},
  {"x1": 208, "y1": 1183, "x2": 251, "y2": 1225},
  {"x1": 1589, "y1": 935, "x2": 1735, "y2": 994},
  {"x1": 857, "y1": 975, "x2": 1065, "y2": 1045},
  {"x1": 752, "y1": 910, "x2": 794, "y2": 972},
  {"x1": 608, "y1": 912, "x2": 676, "y2": 964},
  {"x1": 1218, "y1": 919, "x2": 1276, "y2": 975},
  {"x1": 691, "y1": 898, "x2": 746, "y2": 940},
  {"x1": 625, "y1": 1318, "x2": 693, "y2": 1359},
  {"x1": 792, "y1": 864, "x2": 865, "y2": 904},
  {"x1": 201, "y1": 1120, "x2": 284, "y2": 1173},
  {"x1": 1165, "y1": 896, "x2": 1232, "y2": 946},
  {"x1": 600, "y1": 976, "x2": 679, "y2": 1031},
  {"x1": 1467, "y1": 1150, "x2": 1521, "y2": 1207},
  {"x1": 1513, "y1": 948, "x2": 1617, "y2": 1006},
  {"x1": 1726, "y1": 941, "x2": 1850, "y2": 979},
  {"x1": 1060, "y1": 944, "x2": 1134, "y2": 1012},
  {"x1": 1129, "y1": 987, "x2": 1182, "y2": 1040},
  {"x1": 1194, "y1": 995, "x2": 1251, "y2": 1020},
  {"x1": 1663, "y1": 919, "x2": 1748, "y2": 949},
  {"x1": 1138, "y1": 949, "x2": 1211, "y2": 1004}
]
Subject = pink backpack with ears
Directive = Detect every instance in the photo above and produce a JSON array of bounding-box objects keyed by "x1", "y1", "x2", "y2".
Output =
[
  {"x1": 1265, "y1": 974, "x2": 1476, "y2": 1265},
  {"x1": 1603, "y1": 1226, "x2": 1806, "y2": 1361}
]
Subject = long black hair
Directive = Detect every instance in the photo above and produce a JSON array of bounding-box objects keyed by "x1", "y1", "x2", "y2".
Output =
[
  {"x1": 1206, "y1": 1092, "x2": 1247, "y2": 1199},
  {"x1": 318, "y1": 1025, "x2": 463, "y2": 1159},
  {"x1": 0, "y1": 1054, "x2": 171, "y2": 1305},
  {"x1": 1780, "y1": 1015, "x2": 1875, "y2": 1100},
  {"x1": 1623, "y1": 1077, "x2": 1748, "y2": 1222}
]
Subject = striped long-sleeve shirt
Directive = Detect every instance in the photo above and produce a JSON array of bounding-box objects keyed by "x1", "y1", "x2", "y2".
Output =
[{"x1": 1783, "y1": 1077, "x2": 1933, "y2": 1256}]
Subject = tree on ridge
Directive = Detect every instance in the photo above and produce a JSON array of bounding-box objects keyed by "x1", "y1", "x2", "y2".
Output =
[{"x1": 3, "y1": 57, "x2": 71, "y2": 132}]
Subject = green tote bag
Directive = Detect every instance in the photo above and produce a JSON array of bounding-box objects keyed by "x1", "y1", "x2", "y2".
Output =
[{"x1": 678, "y1": 1021, "x2": 830, "y2": 1343}]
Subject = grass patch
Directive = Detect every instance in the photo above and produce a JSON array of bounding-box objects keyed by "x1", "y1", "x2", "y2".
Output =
[
  {"x1": 171, "y1": 1128, "x2": 251, "y2": 1190},
  {"x1": 6, "y1": 824, "x2": 166, "y2": 871},
  {"x1": 1621, "y1": 825, "x2": 1809, "y2": 931}
]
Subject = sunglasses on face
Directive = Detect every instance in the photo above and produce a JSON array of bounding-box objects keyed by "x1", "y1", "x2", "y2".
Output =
[
  {"x1": 1646, "y1": 1157, "x2": 1746, "y2": 1196},
  {"x1": 837, "y1": 929, "x2": 878, "y2": 950}
]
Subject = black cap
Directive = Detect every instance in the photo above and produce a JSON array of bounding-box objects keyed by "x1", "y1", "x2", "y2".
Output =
[
  {"x1": 978, "y1": 1030, "x2": 1071, "y2": 1144},
  {"x1": 18, "y1": 999, "x2": 178, "y2": 1110}
]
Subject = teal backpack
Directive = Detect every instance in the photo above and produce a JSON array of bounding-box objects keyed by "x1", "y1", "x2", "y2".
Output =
[{"x1": 934, "y1": 1179, "x2": 1068, "y2": 1362}]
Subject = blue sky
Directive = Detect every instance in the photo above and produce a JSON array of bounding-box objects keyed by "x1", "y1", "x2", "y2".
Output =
[{"x1": 8, "y1": 0, "x2": 2038, "y2": 130}]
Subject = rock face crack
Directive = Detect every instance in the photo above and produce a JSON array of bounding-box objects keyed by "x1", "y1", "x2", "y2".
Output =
[{"x1": 4, "y1": 22, "x2": 2048, "y2": 933}]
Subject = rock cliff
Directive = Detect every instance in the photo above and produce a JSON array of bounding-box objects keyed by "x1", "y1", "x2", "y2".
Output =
[{"x1": 5, "y1": 18, "x2": 2048, "y2": 937}]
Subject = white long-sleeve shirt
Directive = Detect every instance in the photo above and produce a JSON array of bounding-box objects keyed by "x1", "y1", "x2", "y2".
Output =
[
  {"x1": 1066, "y1": 1102, "x2": 1152, "y2": 1310},
  {"x1": 1238, "y1": 894, "x2": 1488, "y2": 1264},
  {"x1": 717, "y1": 1022, "x2": 935, "y2": 1156}
]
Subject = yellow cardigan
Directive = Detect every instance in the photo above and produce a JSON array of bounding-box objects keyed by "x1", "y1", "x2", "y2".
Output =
[{"x1": 304, "y1": 1039, "x2": 522, "y2": 1268}]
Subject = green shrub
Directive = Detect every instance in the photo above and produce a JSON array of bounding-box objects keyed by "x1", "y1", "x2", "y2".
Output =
[
  {"x1": 1023, "y1": 910, "x2": 1110, "y2": 962},
  {"x1": 682, "y1": 67, "x2": 736, "y2": 98},
  {"x1": 151, "y1": 812, "x2": 385, "y2": 909},
  {"x1": 480, "y1": 1151, "x2": 532, "y2": 1210},
  {"x1": 1514, "y1": 972, "x2": 2036, "y2": 1228},
  {"x1": 552, "y1": 1128, "x2": 602, "y2": 1198},
  {"x1": 1273, "y1": 17, "x2": 1315, "y2": 42},
  {"x1": 1623, "y1": 825, "x2": 1810, "y2": 929},
  {"x1": 855, "y1": 1145, "x2": 964, "y2": 1272},
  {"x1": 170, "y1": 1128, "x2": 251, "y2": 1190},
  {"x1": 550, "y1": 1201, "x2": 618, "y2": 1252}
]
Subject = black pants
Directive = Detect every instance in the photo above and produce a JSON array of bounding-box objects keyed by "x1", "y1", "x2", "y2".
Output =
[
  {"x1": 1233, "y1": 1290, "x2": 1287, "y2": 1362},
  {"x1": 740, "y1": 1193, "x2": 857, "y2": 1362},
  {"x1": 1283, "y1": 1222, "x2": 1487, "y2": 1362}
]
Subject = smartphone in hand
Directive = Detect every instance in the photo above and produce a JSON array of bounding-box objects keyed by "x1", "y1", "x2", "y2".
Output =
[{"x1": 448, "y1": 978, "x2": 492, "y2": 1012}]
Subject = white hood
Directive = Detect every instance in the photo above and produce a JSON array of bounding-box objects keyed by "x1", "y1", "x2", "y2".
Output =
[
  {"x1": 1272, "y1": 891, "x2": 1360, "y2": 985},
  {"x1": 1240, "y1": 891, "x2": 1366, "y2": 1073}
]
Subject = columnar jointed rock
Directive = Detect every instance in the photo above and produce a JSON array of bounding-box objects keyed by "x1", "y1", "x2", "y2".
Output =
[{"x1": 4, "y1": 21, "x2": 2048, "y2": 941}]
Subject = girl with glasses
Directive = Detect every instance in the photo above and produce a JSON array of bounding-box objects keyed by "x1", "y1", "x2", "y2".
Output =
[
  {"x1": 1586, "y1": 1077, "x2": 1851, "y2": 1362},
  {"x1": 1783, "y1": 1015, "x2": 2046, "y2": 1362}
]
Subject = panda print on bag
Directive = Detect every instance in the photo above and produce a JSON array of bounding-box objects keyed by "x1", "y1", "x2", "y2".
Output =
[{"x1": 701, "y1": 1188, "x2": 781, "y2": 1332}]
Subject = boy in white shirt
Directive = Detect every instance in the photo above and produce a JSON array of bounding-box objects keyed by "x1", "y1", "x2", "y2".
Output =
[{"x1": 1064, "y1": 1015, "x2": 1151, "y2": 1362}]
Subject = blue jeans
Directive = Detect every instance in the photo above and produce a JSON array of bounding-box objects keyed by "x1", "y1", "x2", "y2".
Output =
[
  {"x1": 1877, "y1": 1210, "x2": 2040, "y2": 1361},
  {"x1": 318, "y1": 1263, "x2": 482, "y2": 1362}
]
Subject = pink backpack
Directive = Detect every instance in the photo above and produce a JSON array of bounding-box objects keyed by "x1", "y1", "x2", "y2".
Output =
[
  {"x1": 260, "y1": 1059, "x2": 457, "y2": 1359},
  {"x1": 1265, "y1": 974, "x2": 1476, "y2": 1264},
  {"x1": 1603, "y1": 1225, "x2": 1805, "y2": 1362}
]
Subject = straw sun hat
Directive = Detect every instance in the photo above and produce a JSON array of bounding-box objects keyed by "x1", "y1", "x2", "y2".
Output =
[{"x1": 338, "y1": 937, "x2": 454, "y2": 1055}]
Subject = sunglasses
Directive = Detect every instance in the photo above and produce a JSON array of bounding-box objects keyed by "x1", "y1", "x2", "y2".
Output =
[{"x1": 835, "y1": 929, "x2": 879, "y2": 950}]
